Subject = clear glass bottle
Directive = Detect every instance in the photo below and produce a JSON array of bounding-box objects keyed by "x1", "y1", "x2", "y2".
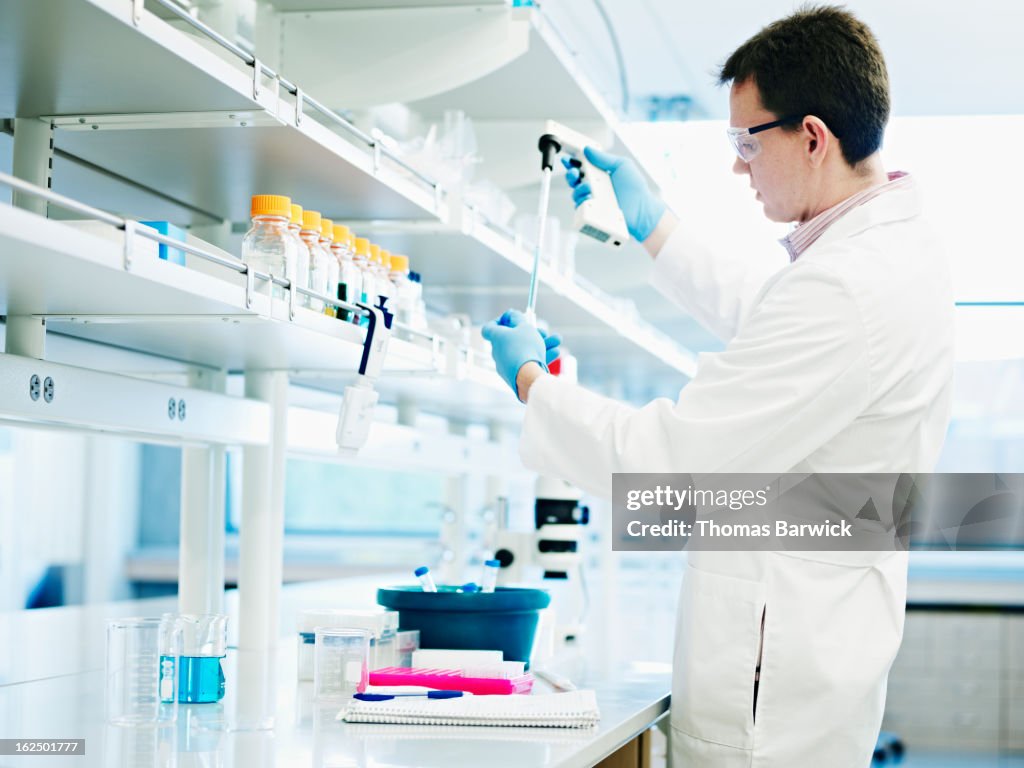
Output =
[
  {"x1": 388, "y1": 254, "x2": 415, "y2": 325},
  {"x1": 352, "y1": 237, "x2": 375, "y2": 326},
  {"x1": 320, "y1": 218, "x2": 338, "y2": 317},
  {"x1": 288, "y1": 203, "x2": 311, "y2": 308},
  {"x1": 370, "y1": 245, "x2": 394, "y2": 306},
  {"x1": 332, "y1": 224, "x2": 362, "y2": 323},
  {"x1": 368, "y1": 244, "x2": 382, "y2": 306},
  {"x1": 241, "y1": 194, "x2": 295, "y2": 301},
  {"x1": 300, "y1": 210, "x2": 329, "y2": 312}
]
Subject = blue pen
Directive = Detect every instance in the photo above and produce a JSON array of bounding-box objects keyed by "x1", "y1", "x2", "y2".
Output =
[{"x1": 354, "y1": 690, "x2": 464, "y2": 702}]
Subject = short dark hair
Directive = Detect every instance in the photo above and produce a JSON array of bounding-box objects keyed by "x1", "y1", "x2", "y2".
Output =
[{"x1": 718, "y1": 5, "x2": 890, "y2": 168}]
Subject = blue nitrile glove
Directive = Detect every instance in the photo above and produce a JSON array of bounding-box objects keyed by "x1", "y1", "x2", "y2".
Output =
[
  {"x1": 539, "y1": 328, "x2": 562, "y2": 365},
  {"x1": 481, "y1": 309, "x2": 552, "y2": 399},
  {"x1": 563, "y1": 146, "x2": 666, "y2": 242}
]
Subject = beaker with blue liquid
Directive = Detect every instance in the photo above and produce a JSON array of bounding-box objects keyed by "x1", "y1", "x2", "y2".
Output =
[{"x1": 169, "y1": 614, "x2": 227, "y2": 704}]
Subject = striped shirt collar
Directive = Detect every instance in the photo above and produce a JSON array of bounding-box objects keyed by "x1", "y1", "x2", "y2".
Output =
[{"x1": 780, "y1": 172, "x2": 914, "y2": 262}]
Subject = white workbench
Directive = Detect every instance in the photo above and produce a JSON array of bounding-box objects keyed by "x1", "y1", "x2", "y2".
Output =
[{"x1": 0, "y1": 576, "x2": 673, "y2": 767}]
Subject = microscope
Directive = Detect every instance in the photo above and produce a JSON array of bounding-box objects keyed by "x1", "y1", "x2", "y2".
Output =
[{"x1": 491, "y1": 476, "x2": 589, "y2": 641}]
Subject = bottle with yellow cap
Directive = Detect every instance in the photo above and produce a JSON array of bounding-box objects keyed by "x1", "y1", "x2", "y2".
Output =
[
  {"x1": 331, "y1": 224, "x2": 361, "y2": 323},
  {"x1": 299, "y1": 210, "x2": 329, "y2": 312},
  {"x1": 387, "y1": 253, "x2": 415, "y2": 325},
  {"x1": 242, "y1": 195, "x2": 296, "y2": 301},
  {"x1": 319, "y1": 218, "x2": 338, "y2": 317},
  {"x1": 352, "y1": 237, "x2": 374, "y2": 326},
  {"x1": 287, "y1": 203, "x2": 311, "y2": 308},
  {"x1": 368, "y1": 244, "x2": 394, "y2": 306}
]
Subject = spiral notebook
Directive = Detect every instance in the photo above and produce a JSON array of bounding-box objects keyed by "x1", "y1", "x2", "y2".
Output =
[{"x1": 339, "y1": 690, "x2": 600, "y2": 728}]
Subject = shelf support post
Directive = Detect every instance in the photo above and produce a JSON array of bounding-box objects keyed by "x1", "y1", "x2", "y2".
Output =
[
  {"x1": 235, "y1": 369, "x2": 289, "y2": 730},
  {"x1": 178, "y1": 367, "x2": 228, "y2": 616},
  {"x1": 11, "y1": 118, "x2": 53, "y2": 217},
  {"x1": 4, "y1": 316, "x2": 46, "y2": 360}
]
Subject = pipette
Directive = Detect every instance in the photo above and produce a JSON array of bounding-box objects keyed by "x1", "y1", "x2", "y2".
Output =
[
  {"x1": 525, "y1": 141, "x2": 555, "y2": 323},
  {"x1": 526, "y1": 121, "x2": 630, "y2": 322}
]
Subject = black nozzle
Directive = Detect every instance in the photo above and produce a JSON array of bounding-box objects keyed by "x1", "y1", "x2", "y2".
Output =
[{"x1": 538, "y1": 133, "x2": 562, "y2": 171}]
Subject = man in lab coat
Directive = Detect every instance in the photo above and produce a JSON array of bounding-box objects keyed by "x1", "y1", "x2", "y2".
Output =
[{"x1": 482, "y1": 6, "x2": 953, "y2": 768}]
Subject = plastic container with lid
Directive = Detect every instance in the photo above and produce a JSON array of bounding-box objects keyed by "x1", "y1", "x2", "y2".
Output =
[
  {"x1": 287, "y1": 203, "x2": 310, "y2": 308},
  {"x1": 241, "y1": 194, "x2": 296, "y2": 301},
  {"x1": 300, "y1": 210, "x2": 329, "y2": 312},
  {"x1": 319, "y1": 218, "x2": 339, "y2": 317},
  {"x1": 332, "y1": 224, "x2": 362, "y2": 323},
  {"x1": 297, "y1": 609, "x2": 399, "y2": 681}
]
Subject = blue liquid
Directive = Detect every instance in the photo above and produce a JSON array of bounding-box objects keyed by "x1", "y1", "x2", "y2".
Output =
[
  {"x1": 177, "y1": 656, "x2": 226, "y2": 703},
  {"x1": 359, "y1": 291, "x2": 369, "y2": 327}
]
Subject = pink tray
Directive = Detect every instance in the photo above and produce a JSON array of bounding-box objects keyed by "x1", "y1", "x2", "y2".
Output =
[{"x1": 368, "y1": 667, "x2": 534, "y2": 695}]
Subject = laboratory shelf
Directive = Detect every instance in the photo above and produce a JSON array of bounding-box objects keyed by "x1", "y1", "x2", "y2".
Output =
[
  {"x1": 0, "y1": 200, "x2": 532, "y2": 429},
  {"x1": 404, "y1": 6, "x2": 620, "y2": 124},
  {"x1": 293, "y1": 359, "x2": 523, "y2": 426},
  {"x1": 0, "y1": 0, "x2": 253, "y2": 118},
  {"x1": 247, "y1": 0, "x2": 639, "y2": 192},
  {"x1": 260, "y1": 0, "x2": 613, "y2": 122},
  {"x1": 50, "y1": 108, "x2": 441, "y2": 227},
  {"x1": 0, "y1": 0, "x2": 695, "y2": 405},
  {"x1": 0, "y1": 0, "x2": 444, "y2": 225},
  {"x1": 0, "y1": 202, "x2": 435, "y2": 376}
]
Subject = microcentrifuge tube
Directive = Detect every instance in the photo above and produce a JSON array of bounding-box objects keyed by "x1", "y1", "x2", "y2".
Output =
[
  {"x1": 414, "y1": 566, "x2": 437, "y2": 593},
  {"x1": 459, "y1": 582, "x2": 480, "y2": 594},
  {"x1": 481, "y1": 559, "x2": 500, "y2": 593}
]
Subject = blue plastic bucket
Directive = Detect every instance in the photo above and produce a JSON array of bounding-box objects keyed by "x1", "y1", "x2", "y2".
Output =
[{"x1": 377, "y1": 586, "x2": 550, "y2": 663}]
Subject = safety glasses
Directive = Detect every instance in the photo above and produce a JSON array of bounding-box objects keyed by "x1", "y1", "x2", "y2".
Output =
[{"x1": 726, "y1": 115, "x2": 803, "y2": 162}]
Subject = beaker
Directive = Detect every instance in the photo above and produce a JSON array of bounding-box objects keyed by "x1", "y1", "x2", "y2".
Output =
[
  {"x1": 177, "y1": 614, "x2": 227, "y2": 704},
  {"x1": 106, "y1": 616, "x2": 181, "y2": 727},
  {"x1": 313, "y1": 628, "x2": 369, "y2": 701}
]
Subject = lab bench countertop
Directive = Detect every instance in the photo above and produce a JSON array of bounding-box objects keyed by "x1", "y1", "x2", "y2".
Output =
[
  {"x1": 0, "y1": 576, "x2": 674, "y2": 768},
  {"x1": 0, "y1": 642, "x2": 670, "y2": 768}
]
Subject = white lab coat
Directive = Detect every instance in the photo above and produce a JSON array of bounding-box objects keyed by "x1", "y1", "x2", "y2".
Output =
[{"x1": 519, "y1": 182, "x2": 954, "y2": 767}]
